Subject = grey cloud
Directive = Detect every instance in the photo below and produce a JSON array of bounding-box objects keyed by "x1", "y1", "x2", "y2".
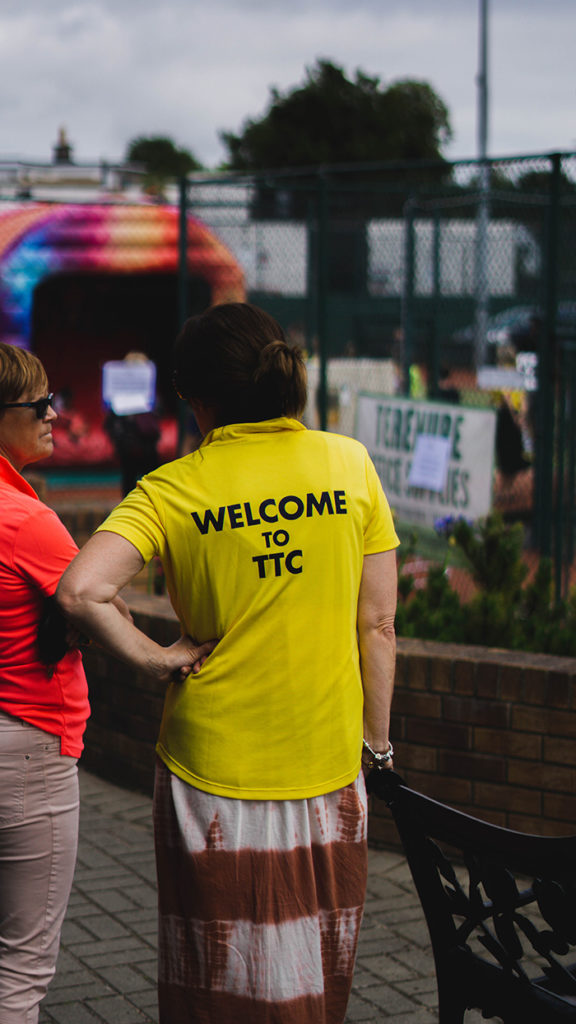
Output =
[{"x1": 0, "y1": 0, "x2": 574, "y2": 166}]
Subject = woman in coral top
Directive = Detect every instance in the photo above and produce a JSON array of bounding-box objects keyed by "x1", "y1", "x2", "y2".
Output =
[{"x1": 0, "y1": 342, "x2": 90, "y2": 1022}]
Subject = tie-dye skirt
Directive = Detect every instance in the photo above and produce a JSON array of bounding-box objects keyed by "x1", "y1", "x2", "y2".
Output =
[{"x1": 153, "y1": 760, "x2": 368, "y2": 1024}]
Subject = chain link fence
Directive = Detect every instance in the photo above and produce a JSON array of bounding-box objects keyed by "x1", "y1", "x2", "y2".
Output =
[
  {"x1": 182, "y1": 154, "x2": 576, "y2": 602},
  {"x1": 1, "y1": 154, "x2": 574, "y2": 608}
]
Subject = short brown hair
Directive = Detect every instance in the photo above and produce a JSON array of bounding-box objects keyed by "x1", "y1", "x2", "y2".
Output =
[
  {"x1": 173, "y1": 303, "x2": 307, "y2": 425},
  {"x1": 0, "y1": 343, "x2": 48, "y2": 406}
]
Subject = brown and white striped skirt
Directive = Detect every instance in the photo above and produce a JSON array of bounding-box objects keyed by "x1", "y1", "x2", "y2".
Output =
[{"x1": 153, "y1": 760, "x2": 368, "y2": 1024}]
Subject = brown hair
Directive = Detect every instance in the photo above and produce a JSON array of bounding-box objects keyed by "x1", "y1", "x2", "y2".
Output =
[
  {"x1": 173, "y1": 303, "x2": 307, "y2": 425},
  {"x1": 0, "y1": 343, "x2": 48, "y2": 406}
]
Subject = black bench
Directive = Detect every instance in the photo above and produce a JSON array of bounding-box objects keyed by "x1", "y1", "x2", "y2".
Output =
[{"x1": 367, "y1": 769, "x2": 576, "y2": 1023}]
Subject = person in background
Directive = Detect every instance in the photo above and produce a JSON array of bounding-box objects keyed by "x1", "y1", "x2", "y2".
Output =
[
  {"x1": 437, "y1": 365, "x2": 460, "y2": 404},
  {"x1": 104, "y1": 352, "x2": 161, "y2": 496},
  {"x1": 57, "y1": 302, "x2": 399, "y2": 1024},
  {"x1": 492, "y1": 345, "x2": 534, "y2": 513},
  {"x1": 53, "y1": 387, "x2": 89, "y2": 444},
  {"x1": 493, "y1": 345, "x2": 532, "y2": 478},
  {"x1": 408, "y1": 361, "x2": 427, "y2": 399}
]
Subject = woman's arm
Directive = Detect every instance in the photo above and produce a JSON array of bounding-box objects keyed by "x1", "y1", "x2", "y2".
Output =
[
  {"x1": 357, "y1": 549, "x2": 398, "y2": 764},
  {"x1": 57, "y1": 531, "x2": 216, "y2": 682}
]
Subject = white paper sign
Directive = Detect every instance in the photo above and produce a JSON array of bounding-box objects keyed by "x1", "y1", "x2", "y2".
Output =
[
  {"x1": 516, "y1": 352, "x2": 538, "y2": 392},
  {"x1": 355, "y1": 394, "x2": 496, "y2": 527},
  {"x1": 477, "y1": 366, "x2": 525, "y2": 391},
  {"x1": 407, "y1": 434, "x2": 452, "y2": 492},
  {"x1": 102, "y1": 360, "x2": 156, "y2": 416}
]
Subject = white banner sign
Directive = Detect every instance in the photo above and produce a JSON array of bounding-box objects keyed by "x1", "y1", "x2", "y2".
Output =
[
  {"x1": 102, "y1": 360, "x2": 156, "y2": 416},
  {"x1": 356, "y1": 394, "x2": 496, "y2": 527}
]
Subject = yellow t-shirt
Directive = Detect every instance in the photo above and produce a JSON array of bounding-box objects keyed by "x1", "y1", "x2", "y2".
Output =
[{"x1": 97, "y1": 418, "x2": 399, "y2": 799}]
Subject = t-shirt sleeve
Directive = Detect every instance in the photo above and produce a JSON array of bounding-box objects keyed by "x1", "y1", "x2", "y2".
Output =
[
  {"x1": 15, "y1": 505, "x2": 79, "y2": 596},
  {"x1": 363, "y1": 450, "x2": 400, "y2": 555},
  {"x1": 95, "y1": 484, "x2": 166, "y2": 564}
]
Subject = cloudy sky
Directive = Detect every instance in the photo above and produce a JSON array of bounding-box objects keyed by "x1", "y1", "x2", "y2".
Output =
[{"x1": 0, "y1": 0, "x2": 574, "y2": 168}]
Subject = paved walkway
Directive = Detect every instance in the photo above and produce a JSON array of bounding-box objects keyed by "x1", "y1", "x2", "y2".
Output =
[{"x1": 38, "y1": 768, "x2": 478, "y2": 1024}]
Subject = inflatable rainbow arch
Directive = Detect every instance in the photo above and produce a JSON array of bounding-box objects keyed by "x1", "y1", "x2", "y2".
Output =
[
  {"x1": 0, "y1": 201, "x2": 244, "y2": 348},
  {"x1": 0, "y1": 201, "x2": 245, "y2": 465}
]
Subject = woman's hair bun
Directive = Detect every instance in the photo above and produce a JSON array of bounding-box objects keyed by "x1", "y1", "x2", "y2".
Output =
[{"x1": 253, "y1": 340, "x2": 301, "y2": 383}]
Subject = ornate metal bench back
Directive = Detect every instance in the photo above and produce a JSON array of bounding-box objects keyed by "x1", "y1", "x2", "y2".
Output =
[{"x1": 367, "y1": 769, "x2": 576, "y2": 1022}]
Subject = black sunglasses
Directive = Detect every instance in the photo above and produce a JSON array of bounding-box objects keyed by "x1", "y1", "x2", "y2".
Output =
[{"x1": 0, "y1": 393, "x2": 54, "y2": 419}]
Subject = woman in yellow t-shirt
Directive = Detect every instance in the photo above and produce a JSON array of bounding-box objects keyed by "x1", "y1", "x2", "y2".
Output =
[{"x1": 58, "y1": 302, "x2": 399, "y2": 1024}]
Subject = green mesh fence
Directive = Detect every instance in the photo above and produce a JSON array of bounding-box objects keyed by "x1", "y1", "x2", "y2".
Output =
[
  {"x1": 3, "y1": 155, "x2": 572, "y2": 612},
  {"x1": 183, "y1": 154, "x2": 576, "y2": 605}
]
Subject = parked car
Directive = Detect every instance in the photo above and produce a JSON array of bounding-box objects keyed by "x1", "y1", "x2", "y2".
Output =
[{"x1": 452, "y1": 303, "x2": 576, "y2": 352}]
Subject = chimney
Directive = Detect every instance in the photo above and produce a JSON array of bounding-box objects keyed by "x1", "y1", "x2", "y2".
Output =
[{"x1": 53, "y1": 126, "x2": 74, "y2": 165}]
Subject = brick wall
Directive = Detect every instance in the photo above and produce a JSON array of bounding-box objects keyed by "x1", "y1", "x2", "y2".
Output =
[
  {"x1": 370, "y1": 638, "x2": 576, "y2": 847},
  {"x1": 80, "y1": 593, "x2": 576, "y2": 848}
]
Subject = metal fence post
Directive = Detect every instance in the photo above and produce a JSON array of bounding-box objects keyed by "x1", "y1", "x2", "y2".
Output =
[
  {"x1": 565, "y1": 346, "x2": 576, "y2": 588},
  {"x1": 177, "y1": 176, "x2": 190, "y2": 452},
  {"x1": 402, "y1": 197, "x2": 416, "y2": 396},
  {"x1": 306, "y1": 197, "x2": 318, "y2": 359},
  {"x1": 430, "y1": 207, "x2": 442, "y2": 396},
  {"x1": 555, "y1": 341, "x2": 569, "y2": 598},
  {"x1": 178, "y1": 176, "x2": 189, "y2": 328},
  {"x1": 474, "y1": 159, "x2": 491, "y2": 370},
  {"x1": 316, "y1": 175, "x2": 329, "y2": 430},
  {"x1": 534, "y1": 154, "x2": 561, "y2": 562}
]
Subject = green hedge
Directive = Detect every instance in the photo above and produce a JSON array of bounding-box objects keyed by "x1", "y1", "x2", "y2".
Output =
[{"x1": 395, "y1": 513, "x2": 576, "y2": 656}]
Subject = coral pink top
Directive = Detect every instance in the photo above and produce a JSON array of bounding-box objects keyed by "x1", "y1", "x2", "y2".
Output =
[{"x1": 0, "y1": 457, "x2": 89, "y2": 755}]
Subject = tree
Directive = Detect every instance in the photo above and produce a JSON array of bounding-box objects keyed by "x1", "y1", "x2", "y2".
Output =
[
  {"x1": 220, "y1": 59, "x2": 453, "y2": 299},
  {"x1": 221, "y1": 59, "x2": 452, "y2": 170},
  {"x1": 125, "y1": 136, "x2": 202, "y2": 194},
  {"x1": 220, "y1": 59, "x2": 453, "y2": 226}
]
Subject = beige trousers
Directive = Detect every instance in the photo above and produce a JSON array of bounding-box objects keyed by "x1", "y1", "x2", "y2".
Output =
[{"x1": 0, "y1": 711, "x2": 79, "y2": 1024}]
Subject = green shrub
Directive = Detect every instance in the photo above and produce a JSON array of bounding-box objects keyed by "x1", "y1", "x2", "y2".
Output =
[
  {"x1": 395, "y1": 513, "x2": 576, "y2": 655},
  {"x1": 395, "y1": 564, "x2": 466, "y2": 642}
]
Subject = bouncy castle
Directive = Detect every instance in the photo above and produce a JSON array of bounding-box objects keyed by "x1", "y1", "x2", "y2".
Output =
[{"x1": 0, "y1": 201, "x2": 245, "y2": 465}]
